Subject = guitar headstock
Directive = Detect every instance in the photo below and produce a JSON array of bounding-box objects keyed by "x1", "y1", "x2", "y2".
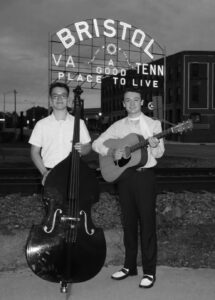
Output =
[{"x1": 171, "y1": 119, "x2": 193, "y2": 134}]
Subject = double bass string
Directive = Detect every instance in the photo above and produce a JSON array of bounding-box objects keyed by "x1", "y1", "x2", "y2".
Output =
[
  {"x1": 72, "y1": 110, "x2": 80, "y2": 244},
  {"x1": 66, "y1": 107, "x2": 80, "y2": 244},
  {"x1": 66, "y1": 149, "x2": 76, "y2": 243},
  {"x1": 72, "y1": 149, "x2": 80, "y2": 243}
]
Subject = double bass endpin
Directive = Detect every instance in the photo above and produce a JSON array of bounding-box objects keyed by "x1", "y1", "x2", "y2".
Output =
[{"x1": 60, "y1": 281, "x2": 68, "y2": 293}]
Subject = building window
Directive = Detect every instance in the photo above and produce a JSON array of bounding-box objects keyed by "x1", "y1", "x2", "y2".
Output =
[
  {"x1": 191, "y1": 63, "x2": 200, "y2": 77},
  {"x1": 188, "y1": 62, "x2": 208, "y2": 109},
  {"x1": 191, "y1": 84, "x2": 200, "y2": 103}
]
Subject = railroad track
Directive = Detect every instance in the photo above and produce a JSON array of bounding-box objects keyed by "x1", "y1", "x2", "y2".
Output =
[{"x1": 0, "y1": 167, "x2": 215, "y2": 195}]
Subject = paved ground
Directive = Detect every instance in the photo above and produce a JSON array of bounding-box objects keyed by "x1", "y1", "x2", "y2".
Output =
[{"x1": 1, "y1": 266, "x2": 215, "y2": 300}]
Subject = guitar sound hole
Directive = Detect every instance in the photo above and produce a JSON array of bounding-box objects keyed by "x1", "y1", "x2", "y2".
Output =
[{"x1": 114, "y1": 157, "x2": 131, "y2": 167}]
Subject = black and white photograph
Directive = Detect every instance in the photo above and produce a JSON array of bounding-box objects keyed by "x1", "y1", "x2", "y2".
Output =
[{"x1": 0, "y1": 1, "x2": 215, "y2": 299}]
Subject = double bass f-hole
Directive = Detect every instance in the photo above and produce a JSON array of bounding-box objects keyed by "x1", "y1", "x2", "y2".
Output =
[
  {"x1": 43, "y1": 209, "x2": 95, "y2": 235},
  {"x1": 80, "y1": 210, "x2": 95, "y2": 235},
  {"x1": 43, "y1": 208, "x2": 62, "y2": 233}
]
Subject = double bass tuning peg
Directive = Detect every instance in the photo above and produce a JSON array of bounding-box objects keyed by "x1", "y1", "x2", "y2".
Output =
[{"x1": 73, "y1": 85, "x2": 83, "y2": 97}]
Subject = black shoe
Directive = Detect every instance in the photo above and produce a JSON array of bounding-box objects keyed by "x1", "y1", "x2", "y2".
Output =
[
  {"x1": 111, "y1": 267, "x2": 138, "y2": 280},
  {"x1": 139, "y1": 274, "x2": 156, "y2": 288}
]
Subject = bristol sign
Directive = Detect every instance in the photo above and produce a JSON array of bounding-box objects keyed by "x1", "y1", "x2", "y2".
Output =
[{"x1": 49, "y1": 18, "x2": 165, "y2": 89}]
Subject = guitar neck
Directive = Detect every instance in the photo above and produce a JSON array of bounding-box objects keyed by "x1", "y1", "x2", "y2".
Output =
[{"x1": 130, "y1": 127, "x2": 173, "y2": 152}]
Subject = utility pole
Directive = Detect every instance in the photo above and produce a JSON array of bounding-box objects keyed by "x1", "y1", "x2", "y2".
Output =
[
  {"x1": 3, "y1": 93, "x2": 6, "y2": 130},
  {"x1": 3, "y1": 93, "x2": 6, "y2": 115},
  {"x1": 14, "y1": 89, "x2": 17, "y2": 114},
  {"x1": 13, "y1": 89, "x2": 18, "y2": 137}
]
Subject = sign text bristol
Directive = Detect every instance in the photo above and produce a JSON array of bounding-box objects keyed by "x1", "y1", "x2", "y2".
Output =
[{"x1": 51, "y1": 18, "x2": 164, "y2": 87}]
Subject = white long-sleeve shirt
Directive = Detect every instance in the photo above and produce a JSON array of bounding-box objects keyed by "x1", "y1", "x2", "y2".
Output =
[{"x1": 92, "y1": 113, "x2": 165, "y2": 168}]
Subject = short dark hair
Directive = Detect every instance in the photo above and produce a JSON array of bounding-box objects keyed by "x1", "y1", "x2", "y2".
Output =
[
  {"x1": 123, "y1": 86, "x2": 143, "y2": 98},
  {"x1": 49, "y1": 81, "x2": 70, "y2": 96}
]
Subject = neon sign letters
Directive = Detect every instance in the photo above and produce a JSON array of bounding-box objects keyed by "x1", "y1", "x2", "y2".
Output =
[
  {"x1": 51, "y1": 18, "x2": 164, "y2": 88},
  {"x1": 56, "y1": 19, "x2": 155, "y2": 59}
]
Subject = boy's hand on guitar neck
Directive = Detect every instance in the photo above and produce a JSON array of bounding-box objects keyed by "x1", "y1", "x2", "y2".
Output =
[
  {"x1": 148, "y1": 137, "x2": 160, "y2": 148},
  {"x1": 106, "y1": 137, "x2": 159, "y2": 162}
]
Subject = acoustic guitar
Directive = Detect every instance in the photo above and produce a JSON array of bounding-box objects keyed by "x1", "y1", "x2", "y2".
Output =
[{"x1": 99, "y1": 120, "x2": 193, "y2": 183}]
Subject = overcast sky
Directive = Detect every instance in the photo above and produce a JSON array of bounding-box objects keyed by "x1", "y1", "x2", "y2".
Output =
[{"x1": 0, "y1": 0, "x2": 215, "y2": 113}]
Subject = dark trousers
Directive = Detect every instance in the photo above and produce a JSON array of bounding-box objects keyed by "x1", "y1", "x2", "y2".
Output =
[{"x1": 117, "y1": 168, "x2": 157, "y2": 275}]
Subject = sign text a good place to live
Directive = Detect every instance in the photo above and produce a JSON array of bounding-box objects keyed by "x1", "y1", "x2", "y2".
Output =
[
  {"x1": 50, "y1": 18, "x2": 165, "y2": 90},
  {"x1": 56, "y1": 18, "x2": 155, "y2": 59}
]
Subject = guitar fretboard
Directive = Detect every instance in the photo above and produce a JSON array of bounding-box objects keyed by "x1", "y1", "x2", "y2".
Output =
[{"x1": 130, "y1": 127, "x2": 173, "y2": 153}]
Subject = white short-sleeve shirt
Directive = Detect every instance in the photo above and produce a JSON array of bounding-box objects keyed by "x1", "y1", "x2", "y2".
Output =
[{"x1": 29, "y1": 113, "x2": 91, "y2": 168}]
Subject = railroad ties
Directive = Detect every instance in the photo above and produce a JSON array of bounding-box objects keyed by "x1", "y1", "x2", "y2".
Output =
[
  {"x1": 0, "y1": 168, "x2": 215, "y2": 195},
  {"x1": 0, "y1": 168, "x2": 41, "y2": 195}
]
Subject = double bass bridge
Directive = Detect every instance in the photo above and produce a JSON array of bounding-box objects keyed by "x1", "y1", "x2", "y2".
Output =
[
  {"x1": 61, "y1": 215, "x2": 81, "y2": 229},
  {"x1": 62, "y1": 211, "x2": 95, "y2": 235}
]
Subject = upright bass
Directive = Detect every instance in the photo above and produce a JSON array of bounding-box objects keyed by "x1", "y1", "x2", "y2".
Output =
[{"x1": 25, "y1": 86, "x2": 106, "y2": 293}]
